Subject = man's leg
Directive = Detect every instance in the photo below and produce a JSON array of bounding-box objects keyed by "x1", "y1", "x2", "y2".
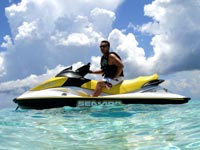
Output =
[{"x1": 92, "y1": 81, "x2": 106, "y2": 97}]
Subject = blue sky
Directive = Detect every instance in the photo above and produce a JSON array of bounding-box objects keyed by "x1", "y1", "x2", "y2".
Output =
[
  {"x1": 0, "y1": 0, "x2": 200, "y2": 108},
  {"x1": 0, "y1": 0, "x2": 10, "y2": 45},
  {"x1": 113, "y1": 0, "x2": 153, "y2": 56},
  {"x1": 114, "y1": 0, "x2": 152, "y2": 27},
  {"x1": 0, "y1": 0, "x2": 20, "y2": 45}
]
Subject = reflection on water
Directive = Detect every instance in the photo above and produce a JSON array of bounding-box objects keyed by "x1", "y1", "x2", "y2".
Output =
[{"x1": 0, "y1": 100, "x2": 200, "y2": 150}]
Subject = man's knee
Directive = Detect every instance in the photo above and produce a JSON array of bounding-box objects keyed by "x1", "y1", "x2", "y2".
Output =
[{"x1": 97, "y1": 81, "x2": 106, "y2": 87}]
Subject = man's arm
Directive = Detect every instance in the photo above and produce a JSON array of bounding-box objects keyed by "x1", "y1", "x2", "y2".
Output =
[
  {"x1": 108, "y1": 54, "x2": 124, "y2": 79},
  {"x1": 89, "y1": 69, "x2": 104, "y2": 74}
]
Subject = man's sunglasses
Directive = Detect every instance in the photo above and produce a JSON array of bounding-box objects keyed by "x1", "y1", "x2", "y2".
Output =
[{"x1": 100, "y1": 45, "x2": 108, "y2": 48}]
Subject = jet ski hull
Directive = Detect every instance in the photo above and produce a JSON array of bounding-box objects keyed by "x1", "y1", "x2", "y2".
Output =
[{"x1": 14, "y1": 96, "x2": 190, "y2": 109}]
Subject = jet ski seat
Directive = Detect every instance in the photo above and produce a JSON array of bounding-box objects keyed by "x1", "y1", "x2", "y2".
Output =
[{"x1": 81, "y1": 74, "x2": 159, "y2": 95}]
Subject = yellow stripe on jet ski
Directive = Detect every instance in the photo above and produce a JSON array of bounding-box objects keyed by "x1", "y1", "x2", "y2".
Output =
[
  {"x1": 81, "y1": 74, "x2": 159, "y2": 95},
  {"x1": 30, "y1": 77, "x2": 68, "y2": 91}
]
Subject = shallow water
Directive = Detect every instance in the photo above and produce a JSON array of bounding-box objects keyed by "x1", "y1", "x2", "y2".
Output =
[{"x1": 0, "y1": 99, "x2": 200, "y2": 150}]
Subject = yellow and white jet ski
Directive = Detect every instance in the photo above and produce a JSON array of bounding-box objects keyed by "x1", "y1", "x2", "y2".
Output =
[{"x1": 13, "y1": 63, "x2": 190, "y2": 109}]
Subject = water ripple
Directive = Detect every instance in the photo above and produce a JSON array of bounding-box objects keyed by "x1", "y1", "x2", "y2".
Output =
[{"x1": 0, "y1": 100, "x2": 199, "y2": 150}]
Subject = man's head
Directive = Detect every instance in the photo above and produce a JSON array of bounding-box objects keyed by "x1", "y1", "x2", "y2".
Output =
[{"x1": 100, "y1": 40, "x2": 110, "y2": 55}]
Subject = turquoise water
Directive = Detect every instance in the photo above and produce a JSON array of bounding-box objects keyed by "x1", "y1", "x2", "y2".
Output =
[{"x1": 0, "y1": 99, "x2": 200, "y2": 150}]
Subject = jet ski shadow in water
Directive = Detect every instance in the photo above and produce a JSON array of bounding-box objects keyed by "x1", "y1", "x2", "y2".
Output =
[{"x1": 13, "y1": 63, "x2": 190, "y2": 109}]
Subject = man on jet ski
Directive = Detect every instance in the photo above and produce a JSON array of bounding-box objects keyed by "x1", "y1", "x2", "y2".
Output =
[{"x1": 89, "y1": 40, "x2": 124, "y2": 96}]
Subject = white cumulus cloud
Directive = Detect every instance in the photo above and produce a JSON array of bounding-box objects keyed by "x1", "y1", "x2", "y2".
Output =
[
  {"x1": 108, "y1": 29, "x2": 150, "y2": 77},
  {"x1": 15, "y1": 21, "x2": 37, "y2": 40},
  {"x1": 0, "y1": 54, "x2": 5, "y2": 77},
  {"x1": 1, "y1": 0, "x2": 123, "y2": 82},
  {"x1": 140, "y1": 0, "x2": 200, "y2": 74},
  {"x1": 1, "y1": 35, "x2": 13, "y2": 49}
]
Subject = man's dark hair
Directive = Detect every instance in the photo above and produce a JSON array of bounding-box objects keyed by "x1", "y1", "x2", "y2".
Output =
[{"x1": 101, "y1": 40, "x2": 110, "y2": 47}]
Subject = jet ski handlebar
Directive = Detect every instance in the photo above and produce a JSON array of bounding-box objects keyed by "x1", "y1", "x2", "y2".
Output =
[
  {"x1": 75, "y1": 63, "x2": 90, "y2": 77},
  {"x1": 56, "y1": 63, "x2": 90, "y2": 78}
]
